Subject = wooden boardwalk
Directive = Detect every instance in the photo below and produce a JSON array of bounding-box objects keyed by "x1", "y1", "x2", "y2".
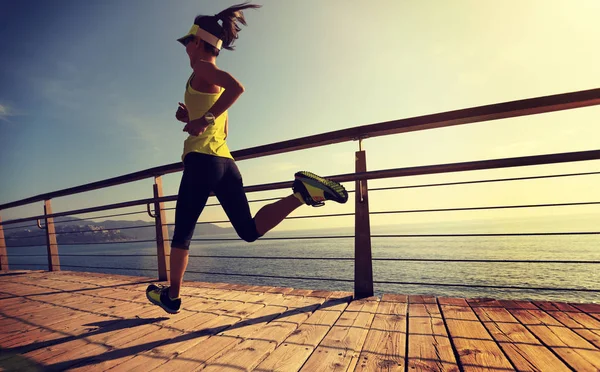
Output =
[{"x1": 0, "y1": 271, "x2": 599, "y2": 371}]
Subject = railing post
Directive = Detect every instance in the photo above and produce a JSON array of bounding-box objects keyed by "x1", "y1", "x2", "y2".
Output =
[
  {"x1": 153, "y1": 176, "x2": 171, "y2": 281},
  {"x1": 44, "y1": 200, "x2": 60, "y2": 271},
  {"x1": 354, "y1": 140, "x2": 374, "y2": 298},
  {"x1": 0, "y1": 216, "x2": 8, "y2": 270}
]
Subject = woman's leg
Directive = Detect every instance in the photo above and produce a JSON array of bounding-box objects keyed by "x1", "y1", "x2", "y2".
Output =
[
  {"x1": 215, "y1": 163, "x2": 348, "y2": 242},
  {"x1": 168, "y1": 247, "x2": 190, "y2": 299},
  {"x1": 215, "y1": 161, "x2": 302, "y2": 242},
  {"x1": 169, "y1": 154, "x2": 220, "y2": 298},
  {"x1": 254, "y1": 195, "x2": 302, "y2": 236}
]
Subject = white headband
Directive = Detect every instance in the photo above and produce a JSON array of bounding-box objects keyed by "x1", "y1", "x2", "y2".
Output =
[{"x1": 178, "y1": 24, "x2": 223, "y2": 50}]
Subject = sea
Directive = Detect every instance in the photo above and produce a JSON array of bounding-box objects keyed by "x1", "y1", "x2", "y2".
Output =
[{"x1": 6, "y1": 225, "x2": 600, "y2": 304}]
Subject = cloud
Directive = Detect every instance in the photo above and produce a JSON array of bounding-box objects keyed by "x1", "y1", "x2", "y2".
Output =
[
  {"x1": 0, "y1": 103, "x2": 19, "y2": 124},
  {"x1": 0, "y1": 104, "x2": 8, "y2": 118}
]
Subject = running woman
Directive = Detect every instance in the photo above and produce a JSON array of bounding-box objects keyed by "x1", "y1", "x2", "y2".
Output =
[{"x1": 146, "y1": 3, "x2": 348, "y2": 314}]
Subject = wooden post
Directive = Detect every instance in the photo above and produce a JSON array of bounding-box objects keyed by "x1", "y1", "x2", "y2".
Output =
[
  {"x1": 354, "y1": 144, "x2": 374, "y2": 298},
  {"x1": 0, "y1": 216, "x2": 8, "y2": 270},
  {"x1": 44, "y1": 200, "x2": 60, "y2": 271},
  {"x1": 154, "y1": 176, "x2": 171, "y2": 281}
]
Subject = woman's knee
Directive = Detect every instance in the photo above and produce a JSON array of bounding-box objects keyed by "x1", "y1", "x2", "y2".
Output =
[
  {"x1": 240, "y1": 232, "x2": 258, "y2": 243},
  {"x1": 237, "y1": 226, "x2": 259, "y2": 243}
]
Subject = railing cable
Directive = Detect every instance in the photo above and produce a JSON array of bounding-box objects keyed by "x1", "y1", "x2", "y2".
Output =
[
  {"x1": 371, "y1": 201, "x2": 600, "y2": 216},
  {"x1": 53, "y1": 224, "x2": 155, "y2": 235},
  {"x1": 373, "y1": 280, "x2": 599, "y2": 293},
  {"x1": 52, "y1": 210, "x2": 148, "y2": 225},
  {"x1": 184, "y1": 270, "x2": 353, "y2": 283},
  {"x1": 58, "y1": 240, "x2": 156, "y2": 245},
  {"x1": 372, "y1": 232, "x2": 600, "y2": 237},
  {"x1": 367, "y1": 171, "x2": 600, "y2": 193}
]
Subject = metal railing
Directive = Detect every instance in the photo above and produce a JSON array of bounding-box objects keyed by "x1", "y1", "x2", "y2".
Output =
[{"x1": 1, "y1": 88, "x2": 599, "y2": 298}]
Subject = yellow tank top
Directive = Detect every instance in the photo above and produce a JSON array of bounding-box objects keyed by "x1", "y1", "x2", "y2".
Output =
[{"x1": 182, "y1": 73, "x2": 233, "y2": 161}]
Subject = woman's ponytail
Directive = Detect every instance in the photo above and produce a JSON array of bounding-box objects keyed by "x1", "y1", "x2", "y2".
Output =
[
  {"x1": 193, "y1": 2, "x2": 260, "y2": 56},
  {"x1": 215, "y1": 2, "x2": 261, "y2": 51}
]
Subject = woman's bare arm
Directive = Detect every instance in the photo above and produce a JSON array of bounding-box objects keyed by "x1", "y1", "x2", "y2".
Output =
[{"x1": 184, "y1": 61, "x2": 243, "y2": 136}]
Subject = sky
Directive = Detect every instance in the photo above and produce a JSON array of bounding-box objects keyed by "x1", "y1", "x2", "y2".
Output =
[{"x1": 0, "y1": 0, "x2": 599, "y2": 233}]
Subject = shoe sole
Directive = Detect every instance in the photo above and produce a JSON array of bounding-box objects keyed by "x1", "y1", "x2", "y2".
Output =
[
  {"x1": 145, "y1": 290, "x2": 180, "y2": 314},
  {"x1": 295, "y1": 171, "x2": 348, "y2": 204}
]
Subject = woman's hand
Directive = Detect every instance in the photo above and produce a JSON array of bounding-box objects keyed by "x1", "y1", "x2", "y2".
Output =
[
  {"x1": 175, "y1": 102, "x2": 189, "y2": 123},
  {"x1": 183, "y1": 117, "x2": 210, "y2": 136}
]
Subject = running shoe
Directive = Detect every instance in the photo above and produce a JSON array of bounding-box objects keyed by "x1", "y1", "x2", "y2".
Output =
[
  {"x1": 293, "y1": 171, "x2": 348, "y2": 207},
  {"x1": 146, "y1": 284, "x2": 181, "y2": 314}
]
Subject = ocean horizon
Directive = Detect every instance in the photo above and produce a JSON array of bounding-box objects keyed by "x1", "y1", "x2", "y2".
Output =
[{"x1": 6, "y1": 223, "x2": 599, "y2": 304}]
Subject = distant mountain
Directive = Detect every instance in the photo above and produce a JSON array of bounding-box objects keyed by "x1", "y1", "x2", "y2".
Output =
[{"x1": 4, "y1": 216, "x2": 234, "y2": 247}]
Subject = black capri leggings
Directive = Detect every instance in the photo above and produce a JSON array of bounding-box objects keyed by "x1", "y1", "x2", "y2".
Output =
[{"x1": 171, "y1": 152, "x2": 260, "y2": 249}]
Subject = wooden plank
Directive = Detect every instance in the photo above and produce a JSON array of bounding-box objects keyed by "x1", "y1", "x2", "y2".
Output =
[
  {"x1": 2, "y1": 301, "x2": 161, "y2": 353},
  {"x1": 467, "y1": 298, "x2": 501, "y2": 308},
  {"x1": 266, "y1": 286, "x2": 295, "y2": 295},
  {"x1": 151, "y1": 335, "x2": 242, "y2": 372},
  {"x1": 200, "y1": 288, "x2": 253, "y2": 302},
  {"x1": 287, "y1": 288, "x2": 314, "y2": 296},
  {"x1": 354, "y1": 301, "x2": 408, "y2": 371},
  {"x1": 300, "y1": 300, "x2": 378, "y2": 371},
  {"x1": 169, "y1": 300, "x2": 224, "y2": 331},
  {"x1": 154, "y1": 297, "x2": 220, "y2": 328},
  {"x1": 52, "y1": 271, "x2": 151, "y2": 285},
  {"x1": 245, "y1": 285, "x2": 271, "y2": 292},
  {"x1": 0, "y1": 295, "x2": 29, "y2": 308},
  {"x1": 533, "y1": 301, "x2": 579, "y2": 312},
  {"x1": 0, "y1": 352, "x2": 46, "y2": 372},
  {"x1": 64, "y1": 324, "x2": 184, "y2": 372},
  {"x1": 309, "y1": 290, "x2": 334, "y2": 298},
  {"x1": 437, "y1": 297, "x2": 465, "y2": 306},
  {"x1": 407, "y1": 301, "x2": 458, "y2": 371},
  {"x1": 0, "y1": 281, "x2": 57, "y2": 296},
  {"x1": 327, "y1": 291, "x2": 354, "y2": 300},
  {"x1": 498, "y1": 300, "x2": 537, "y2": 310},
  {"x1": 27, "y1": 338, "x2": 111, "y2": 370},
  {"x1": 474, "y1": 305, "x2": 570, "y2": 371},
  {"x1": 571, "y1": 303, "x2": 600, "y2": 313},
  {"x1": 25, "y1": 276, "x2": 102, "y2": 290},
  {"x1": 539, "y1": 303, "x2": 600, "y2": 330},
  {"x1": 0, "y1": 325, "x2": 66, "y2": 350},
  {"x1": 508, "y1": 307, "x2": 600, "y2": 371},
  {"x1": 80, "y1": 313, "x2": 172, "y2": 348},
  {"x1": 218, "y1": 300, "x2": 290, "y2": 339},
  {"x1": 44, "y1": 329, "x2": 160, "y2": 371},
  {"x1": 110, "y1": 299, "x2": 270, "y2": 371},
  {"x1": 0, "y1": 296, "x2": 56, "y2": 314},
  {"x1": 147, "y1": 324, "x2": 252, "y2": 371},
  {"x1": 199, "y1": 299, "x2": 324, "y2": 371},
  {"x1": 409, "y1": 295, "x2": 436, "y2": 304},
  {"x1": 3, "y1": 302, "x2": 92, "y2": 330},
  {"x1": 574, "y1": 329, "x2": 600, "y2": 349},
  {"x1": 18, "y1": 312, "x2": 121, "y2": 365},
  {"x1": 439, "y1": 298, "x2": 514, "y2": 371},
  {"x1": 381, "y1": 294, "x2": 407, "y2": 303},
  {"x1": 509, "y1": 308, "x2": 563, "y2": 326},
  {"x1": 0, "y1": 323, "x2": 42, "y2": 346},
  {"x1": 255, "y1": 299, "x2": 349, "y2": 372}
]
